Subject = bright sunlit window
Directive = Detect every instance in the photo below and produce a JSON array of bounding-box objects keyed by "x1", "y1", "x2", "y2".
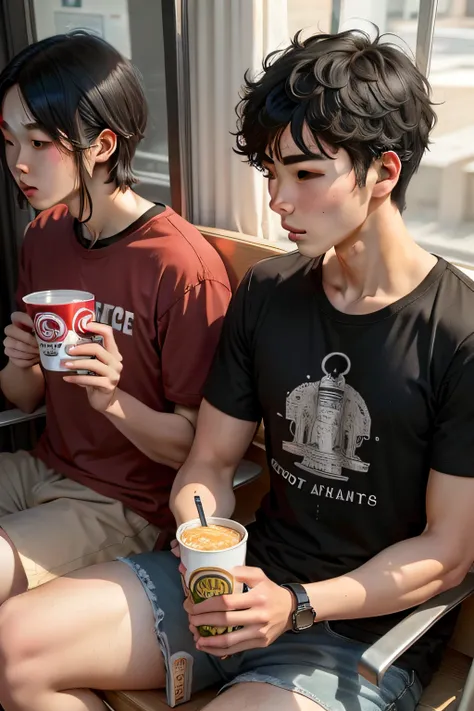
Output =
[{"x1": 286, "y1": 0, "x2": 474, "y2": 267}]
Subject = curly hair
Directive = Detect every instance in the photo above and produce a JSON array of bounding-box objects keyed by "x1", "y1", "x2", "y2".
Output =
[{"x1": 235, "y1": 29, "x2": 437, "y2": 211}]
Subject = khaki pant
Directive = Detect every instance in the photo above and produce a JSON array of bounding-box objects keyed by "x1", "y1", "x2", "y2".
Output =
[{"x1": 0, "y1": 450, "x2": 160, "y2": 588}]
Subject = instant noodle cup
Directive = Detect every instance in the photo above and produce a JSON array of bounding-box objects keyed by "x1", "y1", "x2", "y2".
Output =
[
  {"x1": 177, "y1": 517, "x2": 247, "y2": 637},
  {"x1": 23, "y1": 289, "x2": 98, "y2": 372}
]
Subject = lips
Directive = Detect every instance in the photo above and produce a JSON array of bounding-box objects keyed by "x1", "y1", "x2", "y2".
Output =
[
  {"x1": 19, "y1": 181, "x2": 37, "y2": 196},
  {"x1": 282, "y1": 222, "x2": 306, "y2": 234}
]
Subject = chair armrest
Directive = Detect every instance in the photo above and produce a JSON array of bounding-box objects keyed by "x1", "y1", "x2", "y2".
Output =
[
  {"x1": 0, "y1": 411, "x2": 261, "y2": 487},
  {"x1": 358, "y1": 572, "x2": 474, "y2": 687},
  {"x1": 233, "y1": 459, "x2": 262, "y2": 489},
  {"x1": 0, "y1": 405, "x2": 46, "y2": 428}
]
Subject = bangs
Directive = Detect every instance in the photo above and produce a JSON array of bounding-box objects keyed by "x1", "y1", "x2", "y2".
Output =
[
  {"x1": 17, "y1": 63, "x2": 90, "y2": 151},
  {"x1": 234, "y1": 29, "x2": 436, "y2": 210},
  {"x1": 237, "y1": 80, "x2": 336, "y2": 172}
]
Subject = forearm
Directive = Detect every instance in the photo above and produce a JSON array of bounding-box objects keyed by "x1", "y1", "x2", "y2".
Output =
[
  {"x1": 168, "y1": 399, "x2": 256, "y2": 526},
  {"x1": 105, "y1": 388, "x2": 194, "y2": 468},
  {"x1": 305, "y1": 532, "x2": 467, "y2": 622},
  {"x1": 170, "y1": 458, "x2": 236, "y2": 527},
  {"x1": 0, "y1": 362, "x2": 45, "y2": 413}
]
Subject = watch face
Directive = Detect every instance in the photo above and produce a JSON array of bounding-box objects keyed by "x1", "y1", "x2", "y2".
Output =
[{"x1": 295, "y1": 607, "x2": 315, "y2": 631}]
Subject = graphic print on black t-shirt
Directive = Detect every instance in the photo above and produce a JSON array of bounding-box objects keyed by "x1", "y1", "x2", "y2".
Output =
[
  {"x1": 284, "y1": 352, "x2": 371, "y2": 483},
  {"x1": 204, "y1": 251, "x2": 474, "y2": 687}
]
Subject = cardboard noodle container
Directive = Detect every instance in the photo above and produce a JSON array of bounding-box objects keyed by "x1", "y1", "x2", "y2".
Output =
[
  {"x1": 177, "y1": 517, "x2": 248, "y2": 637},
  {"x1": 23, "y1": 289, "x2": 97, "y2": 372}
]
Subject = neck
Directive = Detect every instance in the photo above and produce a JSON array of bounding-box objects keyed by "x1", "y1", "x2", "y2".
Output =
[
  {"x1": 67, "y1": 177, "x2": 155, "y2": 240},
  {"x1": 323, "y1": 200, "x2": 437, "y2": 314}
]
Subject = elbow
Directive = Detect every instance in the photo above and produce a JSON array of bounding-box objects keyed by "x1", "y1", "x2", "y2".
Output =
[
  {"x1": 167, "y1": 426, "x2": 195, "y2": 468},
  {"x1": 144, "y1": 449, "x2": 182, "y2": 468},
  {"x1": 420, "y1": 528, "x2": 473, "y2": 594},
  {"x1": 168, "y1": 457, "x2": 185, "y2": 471},
  {"x1": 161, "y1": 443, "x2": 191, "y2": 470},
  {"x1": 145, "y1": 422, "x2": 195, "y2": 468},
  {"x1": 146, "y1": 442, "x2": 191, "y2": 469},
  {"x1": 440, "y1": 563, "x2": 471, "y2": 592},
  {"x1": 18, "y1": 398, "x2": 41, "y2": 415},
  {"x1": 173, "y1": 442, "x2": 192, "y2": 468},
  {"x1": 437, "y1": 548, "x2": 472, "y2": 592},
  {"x1": 17, "y1": 389, "x2": 44, "y2": 414}
]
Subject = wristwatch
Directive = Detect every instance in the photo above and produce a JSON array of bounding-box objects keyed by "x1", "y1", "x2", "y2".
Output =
[{"x1": 281, "y1": 582, "x2": 316, "y2": 632}]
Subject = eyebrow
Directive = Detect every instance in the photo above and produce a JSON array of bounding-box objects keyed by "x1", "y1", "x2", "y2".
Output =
[
  {"x1": 23, "y1": 121, "x2": 42, "y2": 130},
  {"x1": 282, "y1": 153, "x2": 326, "y2": 165},
  {"x1": 263, "y1": 153, "x2": 326, "y2": 166},
  {"x1": 0, "y1": 119, "x2": 42, "y2": 132}
]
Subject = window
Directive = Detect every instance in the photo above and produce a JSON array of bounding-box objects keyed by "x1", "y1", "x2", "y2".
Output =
[
  {"x1": 283, "y1": 0, "x2": 474, "y2": 267},
  {"x1": 32, "y1": 0, "x2": 171, "y2": 205},
  {"x1": 401, "y1": 2, "x2": 474, "y2": 267}
]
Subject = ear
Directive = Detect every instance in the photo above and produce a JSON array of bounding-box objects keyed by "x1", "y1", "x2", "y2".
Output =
[
  {"x1": 89, "y1": 129, "x2": 117, "y2": 166},
  {"x1": 372, "y1": 151, "x2": 401, "y2": 199}
]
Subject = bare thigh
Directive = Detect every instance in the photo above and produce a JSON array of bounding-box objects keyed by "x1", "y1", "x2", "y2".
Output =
[
  {"x1": 203, "y1": 683, "x2": 325, "y2": 711},
  {"x1": 0, "y1": 560, "x2": 165, "y2": 693}
]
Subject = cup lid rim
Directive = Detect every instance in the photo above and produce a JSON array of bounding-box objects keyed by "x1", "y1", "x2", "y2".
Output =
[
  {"x1": 22, "y1": 289, "x2": 95, "y2": 306},
  {"x1": 177, "y1": 517, "x2": 248, "y2": 552}
]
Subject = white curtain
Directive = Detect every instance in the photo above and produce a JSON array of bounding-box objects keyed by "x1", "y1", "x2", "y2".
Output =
[
  {"x1": 338, "y1": 0, "x2": 388, "y2": 34},
  {"x1": 187, "y1": 0, "x2": 289, "y2": 240}
]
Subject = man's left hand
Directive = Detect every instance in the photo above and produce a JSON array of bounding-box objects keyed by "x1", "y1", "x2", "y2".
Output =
[
  {"x1": 184, "y1": 566, "x2": 295, "y2": 656},
  {"x1": 63, "y1": 321, "x2": 123, "y2": 413}
]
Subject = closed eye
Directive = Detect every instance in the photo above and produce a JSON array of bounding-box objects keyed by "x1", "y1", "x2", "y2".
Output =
[{"x1": 297, "y1": 170, "x2": 322, "y2": 180}]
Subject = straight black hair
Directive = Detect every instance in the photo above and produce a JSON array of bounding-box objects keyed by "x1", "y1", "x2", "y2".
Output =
[
  {"x1": 0, "y1": 31, "x2": 147, "y2": 221},
  {"x1": 235, "y1": 29, "x2": 437, "y2": 211}
]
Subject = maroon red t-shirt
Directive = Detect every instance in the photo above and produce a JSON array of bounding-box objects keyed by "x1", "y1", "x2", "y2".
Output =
[{"x1": 16, "y1": 204, "x2": 231, "y2": 529}]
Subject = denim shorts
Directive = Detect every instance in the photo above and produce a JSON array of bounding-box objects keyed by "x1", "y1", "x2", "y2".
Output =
[{"x1": 120, "y1": 552, "x2": 423, "y2": 711}]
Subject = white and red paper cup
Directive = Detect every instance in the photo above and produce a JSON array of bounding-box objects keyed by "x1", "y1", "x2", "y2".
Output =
[{"x1": 23, "y1": 290, "x2": 97, "y2": 372}]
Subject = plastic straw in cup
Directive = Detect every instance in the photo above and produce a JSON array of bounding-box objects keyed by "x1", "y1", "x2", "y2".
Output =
[{"x1": 194, "y1": 495, "x2": 208, "y2": 527}]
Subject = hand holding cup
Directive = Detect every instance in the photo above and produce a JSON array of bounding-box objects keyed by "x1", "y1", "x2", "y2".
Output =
[{"x1": 4, "y1": 312, "x2": 40, "y2": 368}]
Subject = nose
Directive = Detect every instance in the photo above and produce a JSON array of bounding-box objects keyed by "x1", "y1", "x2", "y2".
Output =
[
  {"x1": 15, "y1": 147, "x2": 30, "y2": 177},
  {"x1": 268, "y1": 184, "x2": 294, "y2": 216},
  {"x1": 15, "y1": 159, "x2": 29, "y2": 176}
]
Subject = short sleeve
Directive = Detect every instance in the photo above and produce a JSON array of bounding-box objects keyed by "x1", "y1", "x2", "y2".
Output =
[
  {"x1": 204, "y1": 269, "x2": 261, "y2": 422},
  {"x1": 159, "y1": 279, "x2": 231, "y2": 408},
  {"x1": 431, "y1": 333, "x2": 474, "y2": 477}
]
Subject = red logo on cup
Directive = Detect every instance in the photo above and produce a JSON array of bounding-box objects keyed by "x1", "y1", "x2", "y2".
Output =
[
  {"x1": 72, "y1": 307, "x2": 94, "y2": 335},
  {"x1": 34, "y1": 313, "x2": 68, "y2": 343}
]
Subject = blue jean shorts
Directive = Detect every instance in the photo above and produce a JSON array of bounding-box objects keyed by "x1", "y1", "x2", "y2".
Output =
[{"x1": 120, "y1": 552, "x2": 423, "y2": 711}]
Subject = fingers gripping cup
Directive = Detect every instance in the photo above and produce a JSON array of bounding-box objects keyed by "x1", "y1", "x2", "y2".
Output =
[
  {"x1": 177, "y1": 517, "x2": 248, "y2": 637},
  {"x1": 23, "y1": 290, "x2": 97, "y2": 372}
]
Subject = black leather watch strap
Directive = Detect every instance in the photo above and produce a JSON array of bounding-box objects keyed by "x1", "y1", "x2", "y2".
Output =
[
  {"x1": 281, "y1": 582, "x2": 316, "y2": 632},
  {"x1": 281, "y1": 582, "x2": 309, "y2": 606}
]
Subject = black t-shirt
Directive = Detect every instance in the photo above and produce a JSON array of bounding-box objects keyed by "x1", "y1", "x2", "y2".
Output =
[{"x1": 204, "y1": 251, "x2": 474, "y2": 687}]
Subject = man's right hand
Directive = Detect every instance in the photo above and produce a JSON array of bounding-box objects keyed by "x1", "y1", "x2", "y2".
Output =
[{"x1": 4, "y1": 312, "x2": 40, "y2": 368}]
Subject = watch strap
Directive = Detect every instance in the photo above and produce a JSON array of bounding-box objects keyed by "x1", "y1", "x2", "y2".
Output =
[
  {"x1": 281, "y1": 582, "x2": 316, "y2": 632},
  {"x1": 281, "y1": 582, "x2": 310, "y2": 607}
]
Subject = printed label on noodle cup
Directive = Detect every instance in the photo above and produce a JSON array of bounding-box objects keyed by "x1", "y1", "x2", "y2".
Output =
[{"x1": 188, "y1": 567, "x2": 235, "y2": 636}]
